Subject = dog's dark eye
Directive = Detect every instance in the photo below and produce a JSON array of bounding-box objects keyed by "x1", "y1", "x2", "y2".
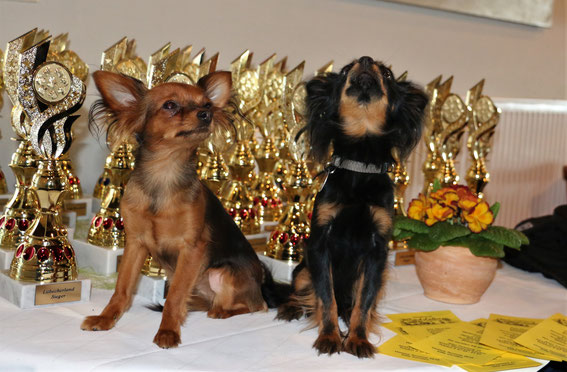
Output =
[
  {"x1": 162, "y1": 100, "x2": 178, "y2": 111},
  {"x1": 203, "y1": 102, "x2": 212, "y2": 109}
]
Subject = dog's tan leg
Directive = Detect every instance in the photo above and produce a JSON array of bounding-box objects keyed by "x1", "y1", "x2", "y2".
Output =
[
  {"x1": 153, "y1": 239, "x2": 207, "y2": 349},
  {"x1": 81, "y1": 240, "x2": 148, "y2": 331}
]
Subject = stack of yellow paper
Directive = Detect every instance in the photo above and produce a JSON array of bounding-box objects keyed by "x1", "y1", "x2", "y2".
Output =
[{"x1": 378, "y1": 311, "x2": 567, "y2": 371}]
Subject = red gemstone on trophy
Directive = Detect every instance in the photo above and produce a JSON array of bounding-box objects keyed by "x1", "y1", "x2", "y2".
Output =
[
  {"x1": 290, "y1": 234, "x2": 300, "y2": 245},
  {"x1": 115, "y1": 218, "x2": 124, "y2": 230},
  {"x1": 0, "y1": 216, "x2": 4, "y2": 228},
  {"x1": 15, "y1": 244, "x2": 24, "y2": 257},
  {"x1": 271, "y1": 230, "x2": 280, "y2": 241},
  {"x1": 37, "y1": 246, "x2": 50, "y2": 262},
  {"x1": 95, "y1": 216, "x2": 103, "y2": 228},
  {"x1": 103, "y1": 218, "x2": 113, "y2": 229},
  {"x1": 279, "y1": 232, "x2": 289, "y2": 244},
  {"x1": 64, "y1": 246, "x2": 73, "y2": 260},
  {"x1": 68, "y1": 177, "x2": 75, "y2": 185},
  {"x1": 23, "y1": 246, "x2": 35, "y2": 261},
  {"x1": 18, "y1": 219, "x2": 29, "y2": 231},
  {"x1": 240, "y1": 209, "x2": 249, "y2": 220},
  {"x1": 5, "y1": 218, "x2": 15, "y2": 230},
  {"x1": 53, "y1": 245, "x2": 64, "y2": 262}
]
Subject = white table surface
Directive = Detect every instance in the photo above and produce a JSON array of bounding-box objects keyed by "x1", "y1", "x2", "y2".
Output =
[{"x1": 1, "y1": 262, "x2": 565, "y2": 372}]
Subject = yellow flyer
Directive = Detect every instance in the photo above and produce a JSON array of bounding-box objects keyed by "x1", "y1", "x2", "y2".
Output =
[
  {"x1": 412, "y1": 322, "x2": 504, "y2": 365},
  {"x1": 514, "y1": 313, "x2": 567, "y2": 362},
  {"x1": 384, "y1": 311, "x2": 462, "y2": 341},
  {"x1": 378, "y1": 334, "x2": 453, "y2": 367},
  {"x1": 479, "y1": 314, "x2": 554, "y2": 360},
  {"x1": 458, "y1": 352, "x2": 541, "y2": 372}
]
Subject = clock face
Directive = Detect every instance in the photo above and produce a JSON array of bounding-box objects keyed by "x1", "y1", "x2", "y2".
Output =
[{"x1": 32, "y1": 62, "x2": 72, "y2": 104}]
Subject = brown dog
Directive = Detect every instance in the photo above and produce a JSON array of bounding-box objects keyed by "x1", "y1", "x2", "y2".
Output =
[{"x1": 81, "y1": 71, "x2": 283, "y2": 348}]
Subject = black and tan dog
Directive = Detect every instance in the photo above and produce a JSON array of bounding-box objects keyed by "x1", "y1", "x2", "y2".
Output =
[
  {"x1": 277, "y1": 56, "x2": 427, "y2": 358},
  {"x1": 81, "y1": 71, "x2": 286, "y2": 348}
]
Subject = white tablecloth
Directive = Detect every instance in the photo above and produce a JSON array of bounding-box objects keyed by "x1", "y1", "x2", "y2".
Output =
[{"x1": 1, "y1": 263, "x2": 565, "y2": 372}]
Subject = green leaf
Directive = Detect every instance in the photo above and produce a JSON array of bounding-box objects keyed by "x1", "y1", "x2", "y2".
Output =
[
  {"x1": 448, "y1": 236, "x2": 505, "y2": 258},
  {"x1": 478, "y1": 226, "x2": 523, "y2": 249},
  {"x1": 490, "y1": 202, "x2": 500, "y2": 220},
  {"x1": 394, "y1": 229, "x2": 415, "y2": 241},
  {"x1": 432, "y1": 179, "x2": 441, "y2": 193},
  {"x1": 394, "y1": 216, "x2": 429, "y2": 234},
  {"x1": 408, "y1": 234, "x2": 440, "y2": 252},
  {"x1": 429, "y1": 222, "x2": 471, "y2": 243}
]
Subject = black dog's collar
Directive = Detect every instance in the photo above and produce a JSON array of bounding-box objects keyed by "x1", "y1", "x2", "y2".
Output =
[{"x1": 330, "y1": 156, "x2": 393, "y2": 174}]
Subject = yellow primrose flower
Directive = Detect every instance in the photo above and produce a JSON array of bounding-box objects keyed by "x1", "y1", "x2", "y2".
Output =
[
  {"x1": 463, "y1": 201, "x2": 494, "y2": 233},
  {"x1": 430, "y1": 188, "x2": 459, "y2": 210},
  {"x1": 425, "y1": 204, "x2": 454, "y2": 226},
  {"x1": 407, "y1": 193, "x2": 429, "y2": 221}
]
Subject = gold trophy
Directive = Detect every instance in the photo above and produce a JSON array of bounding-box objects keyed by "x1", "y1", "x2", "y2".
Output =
[
  {"x1": 465, "y1": 80, "x2": 500, "y2": 198},
  {"x1": 251, "y1": 55, "x2": 285, "y2": 225},
  {"x1": 9, "y1": 34, "x2": 86, "y2": 282},
  {"x1": 0, "y1": 30, "x2": 43, "y2": 251},
  {"x1": 265, "y1": 62, "x2": 312, "y2": 262},
  {"x1": 88, "y1": 38, "x2": 141, "y2": 249},
  {"x1": 220, "y1": 51, "x2": 271, "y2": 234},
  {"x1": 434, "y1": 77, "x2": 470, "y2": 187},
  {"x1": 421, "y1": 75, "x2": 444, "y2": 194}
]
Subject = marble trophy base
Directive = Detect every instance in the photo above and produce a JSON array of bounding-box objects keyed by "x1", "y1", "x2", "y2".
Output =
[
  {"x1": 0, "y1": 249, "x2": 15, "y2": 270},
  {"x1": 136, "y1": 275, "x2": 167, "y2": 306},
  {"x1": 71, "y1": 238, "x2": 123, "y2": 276},
  {"x1": 257, "y1": 253, "x2": 297, "y2": 284},
  {"x1": 0, "y1": 270, "x2": 91, "y2": 309}
]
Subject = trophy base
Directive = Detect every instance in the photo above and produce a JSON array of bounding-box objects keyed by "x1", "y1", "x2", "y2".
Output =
[
  {"x1": 0, "y1": 248, "x2": 15, "y2": 270},
  {"x1": 257, "y1": 253, "x2": 297, "y2": 284},
  {"x1": 0, "y1": 270, "x2": 91, "y2": 309},
  {"x1": 0, "y1": 194, "x2": 11, "y2": 209},
  {"x1": 64, "y1": 197, "x2": 98, "y2": 219},
  {"x1": 71, "y1": 238, "x2": 124, "y2": 275},
  {"x1": 137, "y1": 274, "x2": 167, "y2": 306}
]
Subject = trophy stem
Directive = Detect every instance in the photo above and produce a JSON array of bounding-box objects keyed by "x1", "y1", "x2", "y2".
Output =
[
  {"x1": 0, "y1": 140, "x2": 39, "y2": 249},
  {"x1": 9, "y1": 159, "x2": 77, "y2": 282}
]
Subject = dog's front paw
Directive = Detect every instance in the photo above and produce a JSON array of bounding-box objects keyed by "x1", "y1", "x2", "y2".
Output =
[
  {"x1": 81, "y1": 315, "x2": 116, "y2": 331},
  {"x1": 153, "y1": 329, "x2": 181, "y2": 349},
  {"x1": 343, "y1": 335, "x2": 375, "y2": 358},
  {"x1": 276, "y1": 302, "x2": 304, "y2": 321},
  {"x1": 313, "y1": 332, "x2": 342, "y2": 356}
]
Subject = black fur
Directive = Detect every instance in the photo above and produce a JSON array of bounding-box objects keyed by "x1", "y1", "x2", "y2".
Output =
[{"x1": 278, "y1": 57, "x2": 427, "y2": 358}]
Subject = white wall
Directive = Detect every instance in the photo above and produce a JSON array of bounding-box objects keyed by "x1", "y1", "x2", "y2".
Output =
[{"x1": 1, "y1": 0, "x2": 566, "y2": 194}]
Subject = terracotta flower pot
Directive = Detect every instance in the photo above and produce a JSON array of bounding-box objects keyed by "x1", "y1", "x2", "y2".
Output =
[{"x1": 414, "y1": 245, "x2": 498, "y2": 304}]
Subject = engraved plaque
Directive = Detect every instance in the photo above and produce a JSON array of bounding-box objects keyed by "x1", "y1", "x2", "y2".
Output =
[
  {"x1": 35, "y1": 281, "x2": 81, "y2": 305},
  {"x1": 395, "y1": 250, "x2": 416, "y2": 266}
]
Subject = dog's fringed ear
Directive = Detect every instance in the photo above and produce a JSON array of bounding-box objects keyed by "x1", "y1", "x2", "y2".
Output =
[
  {"x1": 198, "y1": 71, "x2": 232, "y2": 109},
  {"x1": 304, "y1": 73, "x2": 343, "y2": 163},
  {"x1": 90, "y1": 71, "x2": 147, "y2": 148},
  {"x1": 388, "y1": 81, "x2": 428, "y2": 160}
]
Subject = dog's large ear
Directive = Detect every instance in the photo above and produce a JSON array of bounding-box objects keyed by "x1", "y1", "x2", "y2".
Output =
[
  {"x1": 388, "y1": 81, "x2": 428, "y2": 160},
  {"x1": 304, "y1": 73, "x2": 343, "y2": 163},
  {"x1": 90, "y1": 71, "x2": 147, "y2": 147},
  {"x1": 197, "y1": 71, "x2": 232, "y2": 109}
]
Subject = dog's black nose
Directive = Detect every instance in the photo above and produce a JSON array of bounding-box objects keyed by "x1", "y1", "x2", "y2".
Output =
[
  {"x1": 197, "y1": 110, "x2": 211, "y2": 124},
  {"x1": 358, "y1": 56, "x2": 374, "y2": 68}
]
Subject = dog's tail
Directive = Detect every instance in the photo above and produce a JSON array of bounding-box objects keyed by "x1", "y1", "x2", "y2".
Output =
[{"x1": 260, "y1": 262, "x2": 292, "y2": 308}]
